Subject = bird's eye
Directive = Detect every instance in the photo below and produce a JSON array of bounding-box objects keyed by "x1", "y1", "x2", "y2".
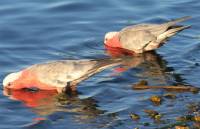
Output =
[{"x1": 7, "y1": 83, "x2": 11, "y2": 86}]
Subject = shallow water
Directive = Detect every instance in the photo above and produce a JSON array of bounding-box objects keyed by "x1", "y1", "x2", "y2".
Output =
[{"x1": 0, "y1": 0, "x2": 200, "y2": 128}]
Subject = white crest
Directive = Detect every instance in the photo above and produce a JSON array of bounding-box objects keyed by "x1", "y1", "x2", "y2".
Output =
[
  {"x1": 3, "y1": 72, "x2": 22, "y2": 87},
  {"x1": 104, "y1": 32, "x2": 118, "y2": 43}
]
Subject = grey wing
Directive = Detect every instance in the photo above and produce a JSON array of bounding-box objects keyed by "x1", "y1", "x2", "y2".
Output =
[
  {"x1": 121, "y1": 24, "x2": 160, "y2": 31},
  {"x1": 119, "y1": 29, "x2": 157, "y2": 53},
  {"x1": 122, "y1": 23, "x2": 168, "y2": 37},
  {"x1": 122, "y1": 16, "x2": 191, "y2": 38},
  {"x1": 28, "y1": 60, "x2": 97, "y2": 87},
  {"x1": 118, "y1": 16, "x2": 191, "y2": 53}
]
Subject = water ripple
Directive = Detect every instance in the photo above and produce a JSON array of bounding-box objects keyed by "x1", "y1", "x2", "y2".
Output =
[{"x1": 0, "y1": 0, "x2": 199, "y2": 129}]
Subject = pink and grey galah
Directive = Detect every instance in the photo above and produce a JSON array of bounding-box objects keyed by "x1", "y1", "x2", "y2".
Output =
[
  {"x1": 104, "y1": 16, "x2": 191, "y2": 53},
  {"x1": 3, "y1": 58, "x2": 123, "y2": 93}
]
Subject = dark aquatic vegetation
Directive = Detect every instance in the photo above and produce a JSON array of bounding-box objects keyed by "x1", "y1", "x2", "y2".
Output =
[{"x1": 0, "y1": 0, "x2": 200, "y2": 129}]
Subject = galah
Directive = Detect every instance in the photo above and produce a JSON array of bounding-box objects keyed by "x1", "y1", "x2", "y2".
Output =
[
  {"x1": 3, "y1": 58, "x2": 123, "y2": 93},
  {"x1": 104, "y1": 16, "x2": 191, "y2": 53}
]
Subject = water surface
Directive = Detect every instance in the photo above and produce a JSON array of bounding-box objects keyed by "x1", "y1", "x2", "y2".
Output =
[{"x1": 0, "y1": 0, "x2": 200, "y2": 128}]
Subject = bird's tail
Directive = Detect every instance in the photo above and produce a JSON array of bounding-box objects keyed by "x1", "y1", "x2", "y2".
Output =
[
  {"x1": 157, "y1": 25, "x2": 191, "y2": 43},
  {"x1": 93, "y1": 57, "x2": 124, "y2": 68},
  {"x1": 71, "y1": 57, "x2": 129, "y2": 85},
  {"x1": 165, "y1": 25, "x2": 191, "y2": 37},
  {"x1": 85, "y1": 57, "x2": 125, "y2": 76},
  {"x1": 162, "y1": 16, "x2": 191, "y2": 27}
]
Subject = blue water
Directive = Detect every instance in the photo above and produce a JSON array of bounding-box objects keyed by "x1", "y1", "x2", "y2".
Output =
[{"x1": 0, "y1": 0, "x2": 200, "y2": 128}]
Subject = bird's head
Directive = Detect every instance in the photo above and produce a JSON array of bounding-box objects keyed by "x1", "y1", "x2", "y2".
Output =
[
  {"x1": 104, "y1": 32, "x2": 118, "y2": 44},
  {"x1": 3, "y1": 72, "x2": 22, "y2": 89}
]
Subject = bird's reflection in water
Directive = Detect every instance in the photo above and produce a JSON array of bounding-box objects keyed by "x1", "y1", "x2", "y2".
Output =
[
  {"x1": 105, "y1": 46, "x2": 185, "y2": 86},
  {"x1": 3, "y1": 88, "x2": 109, "y2": 126},
  {"x1": 3, "y1": 88, "x2": 58, "y2": 108}
]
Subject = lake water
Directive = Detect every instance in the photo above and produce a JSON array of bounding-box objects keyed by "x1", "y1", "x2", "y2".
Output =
[{"x1": 0, "y1": 0, "x2": 200, "y2": 128}]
